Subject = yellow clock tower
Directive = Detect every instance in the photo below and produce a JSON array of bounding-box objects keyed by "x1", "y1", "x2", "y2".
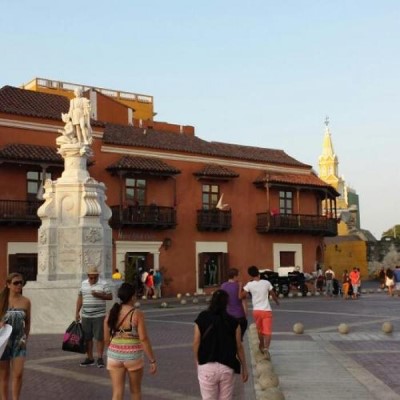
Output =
[{"x1": 318, "y1": 117, "x2": 360, "y2": 235}]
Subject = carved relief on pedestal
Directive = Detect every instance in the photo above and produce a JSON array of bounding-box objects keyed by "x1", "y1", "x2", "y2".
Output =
[
  {"x1": 39, "y1": 230, "x2": 48, "y2": 245},
  {"x1": 38, "y1": 249, "x2": 48, "y2": 272},
  {"x1": 84, "y1": 177, "x2": 98, "y2": 185},
  {"x1": 85, "y1": 228, "x2": 102, "y2": 243},
  {"x1": 49, "y1": 248, "x2": 57, "y2": 275},
  {"x1": 81, "y1": 189, "x2": 101, "y2": 217},
  {"x1": 105, "y1": 248, "x2": 112, "y2": 269},
  {"x1": 83, "y1": 248, "x2": 102, "y2": 270},
  {"x1": 37, "y1": 179, "x2": 56, "y2": 218}
]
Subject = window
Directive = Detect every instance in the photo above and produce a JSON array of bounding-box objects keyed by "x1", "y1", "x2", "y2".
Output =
[
  {"x1": 279, "y1": 191, "x2": 292, "y2": 214},
  {"x1": 280, "y1": 251, "x2": 295, "y2": 267},
  {"x1": 125, "y1": 178, "x2": 146, "y2": 206},
  {"x1": 27, "y1": 171, "x2": 51, "y2": 201},
  {"x1": 202, "y1": 184, "x2": 219, "y2": 210},
  {"x1": 9, "y1": 253, "x2": 38, "y2": 281}
]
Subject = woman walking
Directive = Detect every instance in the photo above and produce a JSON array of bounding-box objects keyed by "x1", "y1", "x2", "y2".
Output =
[
  {"x1": 342, "y1": 269, "x2": 351, "y2": 299},
  {"x1": 221, "y1": 268, "x2": 248, "y2": 339},
  {"x1": 0, "y1": 273, "x2": 31, "y2": 400},
  {"x1": 193, "y1": 289, "x2": 248, "y2": 400},
  {"x1": 104, "y1": 283, "x2": 156, "y2": 400},
  {"x1": 385, "y1": 268, "x2": 395, "y2": 297}
]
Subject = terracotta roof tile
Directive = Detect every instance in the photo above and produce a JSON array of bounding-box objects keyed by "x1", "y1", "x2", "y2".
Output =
[
  {"x1": 0, "y1": 86, "x2": 104, "y2": 126},
  {"x1": 254, "y1": 171, "x2": 339, "y2": 195},
  {"x1": 193, "y1": 164, "x2": 239, "y2": 178},
  {"x1": 0, "y1": 143, "x2": 63, "y2": 163},
  {"x1": 106, "y1": 155, "x2": 181, "y2": 175},
  {"x1": 0, "y1": 86, "x2": 69, "y2": 120},
  {"x1": 103, "y1": 124, "x2": 308, "y2": 167}
]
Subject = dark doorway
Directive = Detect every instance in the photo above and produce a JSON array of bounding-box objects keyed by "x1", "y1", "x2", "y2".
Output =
[{"x1": 9, "y1": 253, "x2": 38, "y2": 281}]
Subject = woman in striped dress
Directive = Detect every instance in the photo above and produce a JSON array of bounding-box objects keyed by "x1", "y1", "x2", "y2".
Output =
[{"x1": 104, "y1": 283, "x2": 156, "y2": 400}]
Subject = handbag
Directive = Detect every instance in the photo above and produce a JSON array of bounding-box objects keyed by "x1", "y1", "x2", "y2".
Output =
[{"x1": 62, "y1": 321, "x2": 86, "y2": 354}]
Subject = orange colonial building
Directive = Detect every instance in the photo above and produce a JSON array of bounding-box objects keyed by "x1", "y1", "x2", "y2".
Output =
[{"x1": 0, "y1": 79, "x2": 338, "y2": 295}]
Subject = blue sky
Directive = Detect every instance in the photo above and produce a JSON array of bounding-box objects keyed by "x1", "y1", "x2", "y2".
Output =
[{"x1": 1, "y1": 0, "x2": 399, "y2": 238}]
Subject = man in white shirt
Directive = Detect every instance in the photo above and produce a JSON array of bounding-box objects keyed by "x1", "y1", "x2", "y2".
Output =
[
  {"x1": 241, "y1": 266, "x2": 279, "y2": 359},
  {"x1": 324, "y1": 267, "x2": 335, "y2": 297},
  {"x1": 75, "y1": 266, "x2": 112, "y2": 368}
]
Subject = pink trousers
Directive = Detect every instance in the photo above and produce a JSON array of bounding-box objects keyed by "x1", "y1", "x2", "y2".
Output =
[{"x1": 197, "y1": 362, "x2": 235, "y2": 400}]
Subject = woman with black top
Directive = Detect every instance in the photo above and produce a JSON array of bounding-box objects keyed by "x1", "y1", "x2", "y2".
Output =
[{"x1": 193, "y1": 289, "x2": 248, "y2": 400}]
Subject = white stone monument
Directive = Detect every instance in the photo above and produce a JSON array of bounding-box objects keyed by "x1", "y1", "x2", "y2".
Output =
[{"x1": 24, "y1": 89, "x2": 113, "y2": 333}]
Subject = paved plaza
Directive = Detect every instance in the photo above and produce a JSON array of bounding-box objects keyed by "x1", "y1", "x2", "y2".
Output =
[{"x1": 17, "y1": 284, "x2": 400, "y2": 399}]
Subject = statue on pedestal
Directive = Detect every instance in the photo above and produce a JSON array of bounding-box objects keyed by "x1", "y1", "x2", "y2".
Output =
[{"x1": 57, "y1": 88, "x2": 92, "y2": 146}]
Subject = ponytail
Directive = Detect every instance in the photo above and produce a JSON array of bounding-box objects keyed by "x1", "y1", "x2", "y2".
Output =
[{"x1": 107, "y1": 302, "x2": 122, "y2": 334}]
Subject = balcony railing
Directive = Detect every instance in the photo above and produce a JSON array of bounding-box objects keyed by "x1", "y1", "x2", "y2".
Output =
[
  {"x1": 197, "y1": 209, "x2": 232, "y2": 231},
  {"x1": 256, "y1": 213, "x2": 337, "y2": 236},
  {"x1": 0, "y1": 200, "x2": 42, "y2": 225},
  {"x1": 110, "y1": 205, "x2": 176, "y2": 230}
]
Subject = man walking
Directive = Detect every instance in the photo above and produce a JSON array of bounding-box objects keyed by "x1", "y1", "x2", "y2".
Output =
[
  {"x1": 324, "y1": 266, "x2": 335, "y2": 297},
  {"x1": 75, "y1": 266, "x2": 112, "y2": 368},
  {"x1": 349, "y1": 267, "x2": 361, "y2": 299},
  {"x1": 221, "y1": 267, "x2": 248, "y2": 339},
  {"x1": 241, "y1": 266, "x2": 279, "y2": 360}
]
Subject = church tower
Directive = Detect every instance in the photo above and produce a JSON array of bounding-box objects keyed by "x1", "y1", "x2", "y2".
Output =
[{"x1": 318, "y1": 117, "x2": 360, "y2": 234}]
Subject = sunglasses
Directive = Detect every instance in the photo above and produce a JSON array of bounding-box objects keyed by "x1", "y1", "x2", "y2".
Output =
[
  {"x1": 12, "y1": 280, "x2": 24, "y2": 286},
  {"x1": 88, "y1": 275, "x2": 98, "y2": 279}
]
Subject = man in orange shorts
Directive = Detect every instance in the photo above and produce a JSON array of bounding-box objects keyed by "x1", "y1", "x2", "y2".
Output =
[{"x1": 241, "y1": 266, "x2": 279, "y2": 359}]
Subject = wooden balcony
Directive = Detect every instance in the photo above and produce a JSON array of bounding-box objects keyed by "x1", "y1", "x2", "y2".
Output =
[
  {"x1": 197, "y1": 209, "x2": 232, "y2": 232},
  {"x1": 0, "y1": 200, "x2": 42, "y2": 225},
  {"x1": 110, "y1": 205, "x2": 177, "y2": 230},
  {"x1": 256, "y1": 213, "x2": 337, "y2": 236}
]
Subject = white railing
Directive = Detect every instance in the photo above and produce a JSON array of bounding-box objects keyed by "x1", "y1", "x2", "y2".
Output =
[{"x1": 26, "y1": 78, "x2": 153, "y2": 104}]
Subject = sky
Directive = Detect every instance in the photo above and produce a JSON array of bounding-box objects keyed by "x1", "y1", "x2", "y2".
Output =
[{"x1": 1, "y1": 0, "x2": 399, "y2": 239}]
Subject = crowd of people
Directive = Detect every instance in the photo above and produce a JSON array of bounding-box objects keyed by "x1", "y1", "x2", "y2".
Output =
[
  {"x1": 316, "y1": 265, "x2": 362, "y2": 299},
  {"x1": 7, "y1": 262, "x2": 400, "y2": 399},
  {"x1": 0, "y1": 264, "x2": 280, "y2": 400},
  {"x1": 193, "y1": 265, "x2": 279, "y2": 399}
]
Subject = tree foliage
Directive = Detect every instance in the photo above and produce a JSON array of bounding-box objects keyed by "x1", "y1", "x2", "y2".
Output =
[{"x1": 382, "y1": 225, "x2": 400, "y2": 239}]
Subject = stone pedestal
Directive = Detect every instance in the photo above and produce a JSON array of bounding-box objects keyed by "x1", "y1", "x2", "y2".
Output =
[
  {"x1": 37, "y1": 144, "x2": 112, "y2": 281},
  {"x1": 29, "y1": 144, "x2": 113, "y2": 333}
]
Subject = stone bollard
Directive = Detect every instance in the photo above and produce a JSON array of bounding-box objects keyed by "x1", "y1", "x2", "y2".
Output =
[
  {"x1": 255, "y1": 360, "x2": 274, "y2": 377},
  {"x1": 258, "y1": 371, "x2": 279, "y2": 389},
  {"x1": 382, "y1": 321, "x2": 393, "y2": 334},
  {"x1": 338, "y1": 323, "x2": 350, "y2": 334},
  {"x1": 293, "y1": 322, "x2": 304, "y2": 334},
  {"x1": 258, "y1": 387, "x2": 285, "y2": 400}
]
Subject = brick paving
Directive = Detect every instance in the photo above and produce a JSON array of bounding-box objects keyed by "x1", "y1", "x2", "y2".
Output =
[{"x1": 13, "y1": 282, "x2": 400, "y2": 399}]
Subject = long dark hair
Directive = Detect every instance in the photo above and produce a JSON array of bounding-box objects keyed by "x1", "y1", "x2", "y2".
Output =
[
  {"x1": 107, "y1": 282, "x2": 136, "y2": 333},
  {"x1": 0, "y1": 273, "x2": 24, "y2": 319},
  {"x1": 208, "y1": 289, "x2": 229, "y2": 315}
]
